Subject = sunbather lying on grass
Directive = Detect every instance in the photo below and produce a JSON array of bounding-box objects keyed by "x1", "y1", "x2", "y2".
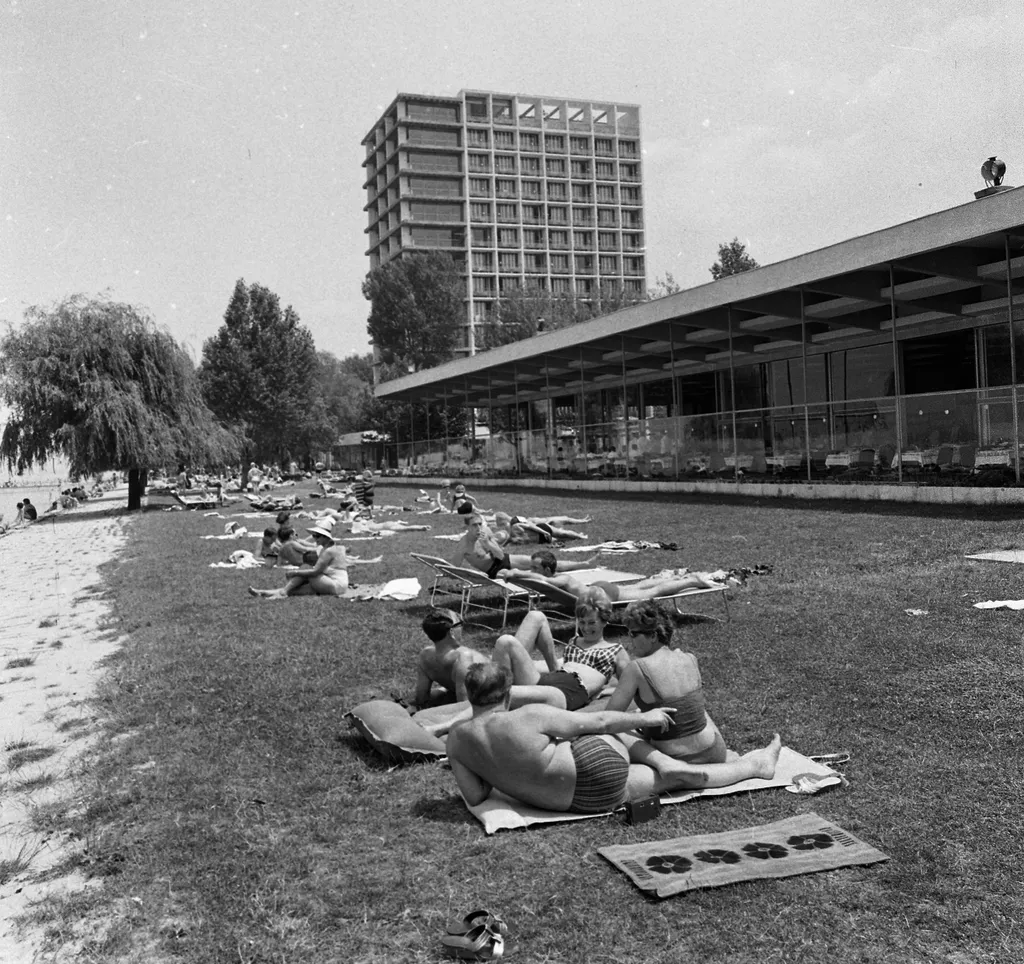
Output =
[
  {"x1": 500, "y1": 549, "x2": 727, "y2": 602},
  {"x1": 453, "y1": 514, "x2": 600, "y2": 579},
  {"x1": 446, "y1": 662, "x2": 782, "y2": 813},
  {"x1": 491, "y1": 512, "x2": 587, "y2": 544}
]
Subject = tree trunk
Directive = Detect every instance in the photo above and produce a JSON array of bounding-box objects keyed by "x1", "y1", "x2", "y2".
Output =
[{"x1": 127, "y1": 467, "x2": 149, "y2": 510}]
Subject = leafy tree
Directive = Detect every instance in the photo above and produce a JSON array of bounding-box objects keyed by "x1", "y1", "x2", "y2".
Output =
[
  {"x1": 648, "y1": 273, "x2": 683, "y2": 299},
  {"x1": 710, "y1": 238, "x2": 760, "y2": 279},
  {"x1": 362, "y1": 253, "x2": 464, "y2": 374},
  {"x1": 317, "y1": 351, "x2": 375, "y2": 436},
  {"x1": 0, "y1": 295, "x2": 237, "y2": 509},
  {"x1": 477, "y1": 287, "x2": 643, "y2": 352},
  {"x1": 199, "y1": 280, "x2": 328, "y2": 467}
]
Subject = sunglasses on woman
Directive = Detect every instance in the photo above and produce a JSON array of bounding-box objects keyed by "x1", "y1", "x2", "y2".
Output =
[{"x1": 626, "y1": 627, "x2": 653, "y2": 638}]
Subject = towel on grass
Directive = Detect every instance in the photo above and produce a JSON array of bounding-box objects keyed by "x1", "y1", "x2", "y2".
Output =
[
  {"x1": 965, "y1": 550, "x2": 1024, "y2": 564},
  {"x1": 974, "y1": 599, "x2": 1024, "y2": 610},
  {"x1": 341, "y1": 577, "x2": 421, "y2": 601},
  {"x1": 210, "y1": 550, "x2": 264, "y2": 569},
  {"x1": 599, "y1": 811, "x2": 888, "y2": 897},
  {"x1": 465, "y1": 746, "x2": 835, "y2": 834}
]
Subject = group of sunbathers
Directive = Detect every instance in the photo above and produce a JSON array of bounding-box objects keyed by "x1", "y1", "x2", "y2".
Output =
[
  {"x1": 411, "y1": 590, "x2": 781, "y2": 815},
  {"x1": 244, "y1": 479, "x2": 778, "y2": 810}
]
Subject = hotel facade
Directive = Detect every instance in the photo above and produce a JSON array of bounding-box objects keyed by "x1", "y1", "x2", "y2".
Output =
[{"x1": 362, "y1": 90, "x2": 646, "y2": 357}]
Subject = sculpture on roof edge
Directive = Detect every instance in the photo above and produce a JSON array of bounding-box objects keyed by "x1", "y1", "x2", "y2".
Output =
[{"x1": 981, "y1": 156, "x2": 1006, "y2": 188}]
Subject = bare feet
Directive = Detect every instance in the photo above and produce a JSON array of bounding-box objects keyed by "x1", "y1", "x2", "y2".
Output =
[{"x1": 743, "y1": 733, "x2": 783, "y2": 780}]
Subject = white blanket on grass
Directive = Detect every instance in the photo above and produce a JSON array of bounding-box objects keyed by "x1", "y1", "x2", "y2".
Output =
[{"x1": 466, "y1": 747, "x2": 836, "y2": 834}]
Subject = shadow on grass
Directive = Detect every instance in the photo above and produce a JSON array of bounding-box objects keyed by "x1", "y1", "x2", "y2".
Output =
[{"x1": 411, "y1": 794, "x2": 473, "y2": 824}]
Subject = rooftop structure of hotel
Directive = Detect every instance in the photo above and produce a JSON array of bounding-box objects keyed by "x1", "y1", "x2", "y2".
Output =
[{"x1": 362, "y1": 90, "x2": 646, "y2": 356}]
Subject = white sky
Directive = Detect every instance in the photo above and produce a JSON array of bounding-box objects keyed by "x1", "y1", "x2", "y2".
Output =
[{"x1": 2, "y1": 0, "x2": 1021, "y2": 362}]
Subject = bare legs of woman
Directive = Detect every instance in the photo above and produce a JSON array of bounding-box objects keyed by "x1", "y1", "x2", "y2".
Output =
[
  {"x1": 248, "y1": 575, "x2": 344, "y2": 598},
  {"x1": 618, "y1": 732, "x2": 783, "y2": 798},
  {"x1": 491, "y1": 611, "x2": 567, "y2": 708}
]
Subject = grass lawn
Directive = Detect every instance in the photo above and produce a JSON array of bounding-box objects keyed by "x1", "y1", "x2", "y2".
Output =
[{"x1": 25, "y1": 485, "x2": 1024, "y2": 963}]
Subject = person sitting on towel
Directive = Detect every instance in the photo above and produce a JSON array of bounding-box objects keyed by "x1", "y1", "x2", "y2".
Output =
[
  {"x1": 273, "y1": 526, "x2": 319, "y2": 566},
  {"x1": 452, "y1": 513, "x2": 600, "y2": 581},
  {"x1": 446, "y1": 663, "x2": 782, "y2": 814},
  {"x1": 249, "y1": 519, "x2": 380, "y2": 598},
  {"x1": 411, "y1": 608, "x2": 562, "y2": 712},
  {"x1": 258, "y1": 526, "x2": 281, "y2": 559},
  {"x1": 607, "y1": 599, "x2": 733, "y2": 764},
  {"x1": 491, "y1": 511, "x2": 588, "y2": 545},
  {"x1": 448, "y1": 482, "x2": 478, "y2": 514},
  {"x1": 500, "y1": 549, "x2": 727, "y2": 603},
  {"x1": 489, "y1": 588, "x2": 626, "y2": 711}
]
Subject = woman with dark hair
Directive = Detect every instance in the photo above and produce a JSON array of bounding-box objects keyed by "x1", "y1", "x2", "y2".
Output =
[{"x1": 607, "y1": 600, "x2": 780, "y2": 781}]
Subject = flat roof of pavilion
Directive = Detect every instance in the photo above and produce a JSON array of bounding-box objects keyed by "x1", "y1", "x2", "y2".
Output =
[{"x1": 375, "y1": 187, "x2": 1024, "y2": 408}]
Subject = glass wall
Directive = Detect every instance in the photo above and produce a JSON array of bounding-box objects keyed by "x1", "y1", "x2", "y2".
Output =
[{"x1": 381, "y1": 318, "x2": 1024, "y2": 484}]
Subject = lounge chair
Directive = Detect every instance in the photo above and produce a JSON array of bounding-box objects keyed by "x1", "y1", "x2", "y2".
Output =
[
  {"x1": 173, "y1": 489, "x2": 220, "y2": 510},
  {"x1": 504, "y1": 573, "x2": 731, "y2": 622},
  {"x1": 409, "y1": 553, "x2": 466, "y2": 607},
  {"x1": 434, "y1": 563, "x2": 534, "y2": 628}
]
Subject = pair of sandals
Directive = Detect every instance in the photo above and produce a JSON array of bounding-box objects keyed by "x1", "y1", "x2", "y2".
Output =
[{"x1": 442, "y1": 909, "x2": 510, "y2": 961}]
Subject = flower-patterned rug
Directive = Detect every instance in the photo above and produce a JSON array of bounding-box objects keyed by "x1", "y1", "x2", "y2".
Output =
[{"x1": 598, "y1": 812, "x2": 888, "y2": 898}]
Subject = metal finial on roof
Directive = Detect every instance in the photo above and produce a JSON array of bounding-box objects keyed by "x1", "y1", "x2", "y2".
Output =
[{"x1": 981, "y1": 156, "x2": 1006, "y2": 187}]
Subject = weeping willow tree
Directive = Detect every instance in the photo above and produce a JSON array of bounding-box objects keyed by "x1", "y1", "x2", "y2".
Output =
[{"x1": 0, "y1": 295, "x2": 239, "y2": 509}]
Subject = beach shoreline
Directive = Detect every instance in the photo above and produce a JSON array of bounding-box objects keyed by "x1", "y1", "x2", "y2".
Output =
[{"x1": 0, "y1": 489, "x2": 131, "y2": 962}]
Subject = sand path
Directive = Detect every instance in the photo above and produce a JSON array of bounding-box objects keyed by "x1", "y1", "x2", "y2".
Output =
[{"x1": 0, "y1": 490, "x2": 130, "y2": 962}]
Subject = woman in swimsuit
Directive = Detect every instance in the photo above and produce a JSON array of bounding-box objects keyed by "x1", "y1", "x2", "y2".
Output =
[
  {"x1": 249, "y1": 521, "x2": 380, "y2": 598},
  {"x1": 492, "y1": 589, "x2": 630, "y2": 710},
  {"x1": 607, "y1": 599, "x2": 784, "y2": 782},
  {"x1": 605, "y1": 599, "x2": 727, "y2": 762}
]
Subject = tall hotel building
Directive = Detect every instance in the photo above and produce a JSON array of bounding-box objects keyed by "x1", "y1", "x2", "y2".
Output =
[{"x1": 362, "y1": 90, "x2": 645, "y2": 356}]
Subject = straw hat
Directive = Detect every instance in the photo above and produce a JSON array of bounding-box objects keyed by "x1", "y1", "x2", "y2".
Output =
[{"x1": 306, "y1": 518, "x2": 336, "y2": 541}]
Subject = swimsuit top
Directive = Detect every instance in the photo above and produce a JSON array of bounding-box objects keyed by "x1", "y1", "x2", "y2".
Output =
[
  {"x1": 562, "y1": 640, "x2": 623, "y2": 682},
  {"x1": 632, "y1": 652, "x2": 708, "y2": 740}
]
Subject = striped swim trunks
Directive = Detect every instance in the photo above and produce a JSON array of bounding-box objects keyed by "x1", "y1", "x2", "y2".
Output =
[{"x1": 567, "y1": 734, "x2": 629, "y2": 814}]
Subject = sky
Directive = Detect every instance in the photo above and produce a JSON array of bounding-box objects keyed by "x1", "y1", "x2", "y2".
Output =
[{"x1": 3, "y1": 0, "x2": 1022, "y2": 365}]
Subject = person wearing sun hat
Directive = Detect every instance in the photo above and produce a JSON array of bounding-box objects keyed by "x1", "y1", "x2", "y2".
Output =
[{"x1": 249, "y1": 517, "x2": 381, "y2": 598}]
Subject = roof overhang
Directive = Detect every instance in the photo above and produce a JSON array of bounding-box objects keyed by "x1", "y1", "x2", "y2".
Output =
[{"x1": 376, "y1": 187, "x2": 1024, "y2": 407}]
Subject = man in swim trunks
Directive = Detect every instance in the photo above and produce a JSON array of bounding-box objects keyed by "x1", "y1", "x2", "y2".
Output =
[
  {"x1": 501, "y1": 549, "x2": 726, "y2": 603},
  {"x1": 446, "y1": 663, "x2": 749, "y2": 814},
  {"x1": 451, "y1": 514, "x2": 600, "y2": 579},
  {"x1": 411, "y1": 608, "x2": 562, "y2": 711}
]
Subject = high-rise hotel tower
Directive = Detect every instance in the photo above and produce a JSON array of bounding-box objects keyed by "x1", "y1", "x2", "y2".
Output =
[{"x1": 362, "y1": 90, "x2": 645, "y2": 356}]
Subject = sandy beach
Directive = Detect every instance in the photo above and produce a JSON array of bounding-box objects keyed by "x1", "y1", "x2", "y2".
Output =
[{"x1": 0, "y1": 490, "x2": 130, "y2": 962}]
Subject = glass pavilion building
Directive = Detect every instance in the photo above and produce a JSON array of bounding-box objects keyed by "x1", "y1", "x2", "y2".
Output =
[{"x1": 371, "y1": 188, "x2": 1024, "y2": 492}]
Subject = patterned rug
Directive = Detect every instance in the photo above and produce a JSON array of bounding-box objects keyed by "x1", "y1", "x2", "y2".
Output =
[{"x1": 598, "y1": 812, "x2": 888, "y2": 898}]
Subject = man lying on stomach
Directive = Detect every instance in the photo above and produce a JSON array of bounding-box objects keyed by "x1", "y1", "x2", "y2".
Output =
[{"x1": 446, "y1": 662, "x2": 781, "y2": 814}]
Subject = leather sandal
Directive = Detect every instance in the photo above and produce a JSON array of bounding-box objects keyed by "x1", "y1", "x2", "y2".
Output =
[
  {"x1": 440, "y1": 921, "x2": 506, "y2": 960},
  {"x1": 446, "y1": 909, "x2": 507, "y2": 937}
]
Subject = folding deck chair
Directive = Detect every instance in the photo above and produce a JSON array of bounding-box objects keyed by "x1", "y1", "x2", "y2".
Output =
[
  {"x1": 434, "y1": 563, "x2": 534, "y2": 628},
  {"x1": 409, "y1": 552, "x2": 466, "y2": 607},
  {"x1": 505, "y1": 573, "x2": 731, "y2": 622},
  {"x1": 173, "y1": 490, "x2": 220, "y2": 510}
]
